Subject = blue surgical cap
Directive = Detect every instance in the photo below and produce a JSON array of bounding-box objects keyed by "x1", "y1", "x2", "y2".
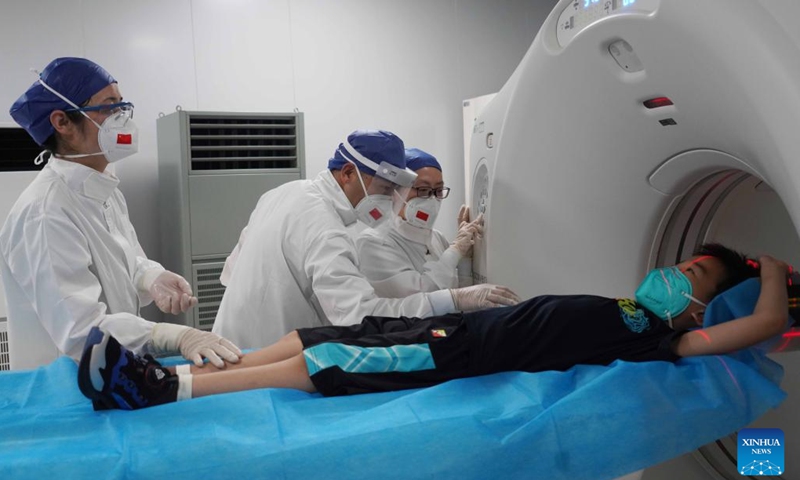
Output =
[
  {"x1": 327, "y1": 129, "x2": 406, "y2": 175},
  {"x1": 404, "y1": 148, "x2": 441, "y2": 172},
  {"x1": 10, "y1": 57, "x2": 117, "y2": 145}
]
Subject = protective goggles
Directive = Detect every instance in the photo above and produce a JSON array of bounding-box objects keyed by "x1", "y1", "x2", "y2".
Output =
[{"x1": 66, "y1": 102, "x2": 135, "y2": 118}]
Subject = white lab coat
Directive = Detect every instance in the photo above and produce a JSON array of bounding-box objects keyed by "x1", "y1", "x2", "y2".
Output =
[
  {"x1": 0, "y1": 158, "x2": 163, "y2": 369},
  {"x1": 356, "y1": 216, "x2": 473, "y2": 298},
  {"x1": 213, "y1": 170, "x2": 455, "y2": 349}
]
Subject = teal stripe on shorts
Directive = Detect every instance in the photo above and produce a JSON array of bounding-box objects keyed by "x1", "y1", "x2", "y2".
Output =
[{"x1": 303, "y1": 343, "x2": 435, "y2": 376}]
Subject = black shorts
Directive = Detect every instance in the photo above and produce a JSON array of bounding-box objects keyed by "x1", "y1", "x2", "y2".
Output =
[{"x1": 297, "y1": 314, "x2": 472, "y2": 396}]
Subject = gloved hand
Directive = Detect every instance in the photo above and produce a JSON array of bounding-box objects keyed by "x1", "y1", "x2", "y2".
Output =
[
  {"x1": 457, "y1": 204, "x2": 471, "y2": 226},
  {"x1": 451, "y1": 212, "x2": 484, "y2": 257},
  {"x1": 146, "y1": 271, "x2": 199, "y2": 315},
  {"x1": 450, "y1": 284, "x2": 521, "y2": 311},
  {"x1": 151, "y1": 323, "x2": 242, "y2": 368}
]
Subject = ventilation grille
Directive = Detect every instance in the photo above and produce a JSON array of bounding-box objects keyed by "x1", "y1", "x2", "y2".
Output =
[
  {"x1": 192, "y1": 262, "x2": 226, "y2": 331},
  {"x1": 189, "y1": 115, "x2": 299, "y2": 171},
  {"x1": 0, "y1": 128, "x2": 46, "y2": 172},
  {"x1": 0, "y1": 319, "x2": 9, "y2": 371}
]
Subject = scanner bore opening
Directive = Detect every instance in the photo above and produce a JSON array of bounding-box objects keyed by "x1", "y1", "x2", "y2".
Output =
[{"x1": 654, "y1": 169, "x2": 800, "y2": 480}]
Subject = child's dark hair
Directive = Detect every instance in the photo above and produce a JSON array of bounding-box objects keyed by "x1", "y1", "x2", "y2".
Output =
[{"x1": 693, "y1": 243, "x2": 758, "y2": 295}]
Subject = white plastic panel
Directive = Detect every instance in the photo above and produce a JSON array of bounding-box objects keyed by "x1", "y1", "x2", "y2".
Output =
[
  {"x1": 474, "y1": 0, "x2": 800, "y2": 299},
  {"x1": 648, "y1": 149, "x2": 761, "y2": 195},
  {"x1": 191, "y1": 0, "x2": 295, "y2": 113},
  {"x1": 81, "y1": 0, "x2": 198, "y2": 117},
  {"x1": 556, "y1": 0, "x2": 660, "y2": 47},
  {"x1": 82, "y1": 0, "x2": 198, "y2": 274},
  {"x1": 707, "y1": 180, "x2": 800, "y2": 262},
  {"x1": 0, "y1": 0, "x2": 85, "y2": 125}
]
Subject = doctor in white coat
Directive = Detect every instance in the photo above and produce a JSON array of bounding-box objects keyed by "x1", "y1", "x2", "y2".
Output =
[
  {"x1": 214, "y1": 130, "x2": 519, "y2": 349},
  {"x1": 357, "y1": 148, "x2": 479, "y2": 297},
  {"x1": 1, "y1": 57, "x2": 241, "y2": 370}
]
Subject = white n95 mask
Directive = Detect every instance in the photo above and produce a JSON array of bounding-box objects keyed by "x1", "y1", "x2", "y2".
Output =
[
  {"x1": 58, "y1": 109, "x2": 139, "y2": 164},
  {"x1": 402, "y1": 196, "x2": 441, "y2": 229},
  {"x1": 95, "y1": 111, "x2": 138, "y2": 163},
  {"x1": 354, "y1": 194, "x2": 393, "y2": 228},
  {"x1": 346, "y1": 157, "x2": 395, "y2": 228}
]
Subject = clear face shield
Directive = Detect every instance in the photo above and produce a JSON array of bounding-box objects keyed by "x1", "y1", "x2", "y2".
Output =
[
  {"x1": 373, "y1": 161, "x2": 416, "y2": 212},
  {"x1": 347, "y1": 159, "x2": 417, "y2": 228},
  {"x1": 341, "y1": 140, "x2": 417, "y2": 228}
]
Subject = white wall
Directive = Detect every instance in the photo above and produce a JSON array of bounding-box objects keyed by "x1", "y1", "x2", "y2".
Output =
[{"x1": 0, "y1": 0, "x2": 555, "y2": 265}]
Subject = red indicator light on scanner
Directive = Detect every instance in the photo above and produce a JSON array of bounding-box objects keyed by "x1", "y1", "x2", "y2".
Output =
[{"x1": 643, "y1": 97, "x2": 674, "y2": 109}]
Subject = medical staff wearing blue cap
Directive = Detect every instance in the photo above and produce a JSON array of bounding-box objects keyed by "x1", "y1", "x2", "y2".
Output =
[
  {"x1": 213, "y1": 130, "x2": 520, "y2": 349},
  {"x1": 357, "y1": 148, "x2": 482, "y2": 297},
  {"x1": 0, "y1": 57, "x2": 242, "y2": 370}
]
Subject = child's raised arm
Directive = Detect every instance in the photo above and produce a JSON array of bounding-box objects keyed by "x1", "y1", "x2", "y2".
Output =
[{"x1": 673, "y1": 255, "x2": 789, "y2": 357}]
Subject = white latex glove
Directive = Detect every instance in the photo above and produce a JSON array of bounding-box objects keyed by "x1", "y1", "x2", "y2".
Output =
[
  {"x1": 452, "y1": 212, "x2": 484, "y2": 257},
  {"x1": 457, "y1": 204, "x2": 471, "y2": 226},
  {"x1": 450, "y1": 284, "x2": 521, "y2": 311},
  {"x1": 151, "y1": 323, "x2": 242, "y2": 368},
  {"x1": 146, "y1": 271, "x2": 199, "y2": 315}
]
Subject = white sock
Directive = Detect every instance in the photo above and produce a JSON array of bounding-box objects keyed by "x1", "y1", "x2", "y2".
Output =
[
  {"x1": 89, "y1": 334, "x2": 111, "y2": 391},
  {"x1": 177, "y1": 374, "x2": 193, "y2": 401},
  {"x1": 175, "y1": 364, "x2": 191, "y2": 375}
]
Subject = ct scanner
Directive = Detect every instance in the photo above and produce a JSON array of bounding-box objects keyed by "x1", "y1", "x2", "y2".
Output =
[{"x1": 469, "y1": 0, "x2": 800, "y2": 478}]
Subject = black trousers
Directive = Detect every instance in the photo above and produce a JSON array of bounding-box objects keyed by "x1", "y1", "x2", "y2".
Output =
[{"x1": 297, "y1": 313, "x2": 472, "y2": 396}]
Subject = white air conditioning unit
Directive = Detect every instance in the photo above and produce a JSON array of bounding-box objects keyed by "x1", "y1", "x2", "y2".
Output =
[{"x1": 157, "y1": 111, "x2": 305, "y2": 330}]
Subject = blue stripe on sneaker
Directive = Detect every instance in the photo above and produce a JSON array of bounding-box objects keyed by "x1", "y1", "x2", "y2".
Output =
[
  {"x1": 84, "y1": 327, "x2": 105, "y2": 354},
  {"x1": 303, "y1": 343, "x2": 435, "y2": 376},
  {"x1": 110, "y1": 350, "x2": 146, "y2": 409}
]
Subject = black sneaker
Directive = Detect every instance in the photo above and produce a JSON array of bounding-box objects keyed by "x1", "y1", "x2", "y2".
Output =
[{"x1": 78, "y1": 327, "x2": 179, "y2": 411}]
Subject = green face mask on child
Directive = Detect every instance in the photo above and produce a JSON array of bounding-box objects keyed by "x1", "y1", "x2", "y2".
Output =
[{"x1": 635, "y1": 266, "x2": 707, "y2": 328}]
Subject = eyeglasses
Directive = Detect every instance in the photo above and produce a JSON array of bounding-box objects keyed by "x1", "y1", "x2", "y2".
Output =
[
  {"x1": 66, "y1": 102, "x2": 135, "y2": 118},
  {"x1": 413, "y1": 186, "x2": 450, "y2": 199}
]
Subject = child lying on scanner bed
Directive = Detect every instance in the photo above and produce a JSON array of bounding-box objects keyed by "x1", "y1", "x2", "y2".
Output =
[{"x1": 77, "y1": 243, "x2": 789, "y2": 411}]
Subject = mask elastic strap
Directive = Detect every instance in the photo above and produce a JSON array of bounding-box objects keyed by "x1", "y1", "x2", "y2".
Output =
[
  {"x1": 341, "y1": 139, "x2": 381, "y2": 172},
  {"x1": 664, "y1": 311, "x2": 674, "y2": 329},
  {"x1": 33, "y1": 150, "x2": 49, "y2": 166},
  {"x1": 344, "y1": 158, "x2": 370, "y2": 197},
  {"x1": 56, "y1": 152, "x2": 103, "y2": 159},
  {"x1": 32, "y1": 69, "x2": 102, "y2": 130},
  {"x1": 683, "y1": 292, "x2": 708, "y2": 308},
  {"x1": 392, "y1": 189, "x2": 410, "y2": 207},
  {"x1": 659, "y1": 269, "x2": 673, "y2": 296}
]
